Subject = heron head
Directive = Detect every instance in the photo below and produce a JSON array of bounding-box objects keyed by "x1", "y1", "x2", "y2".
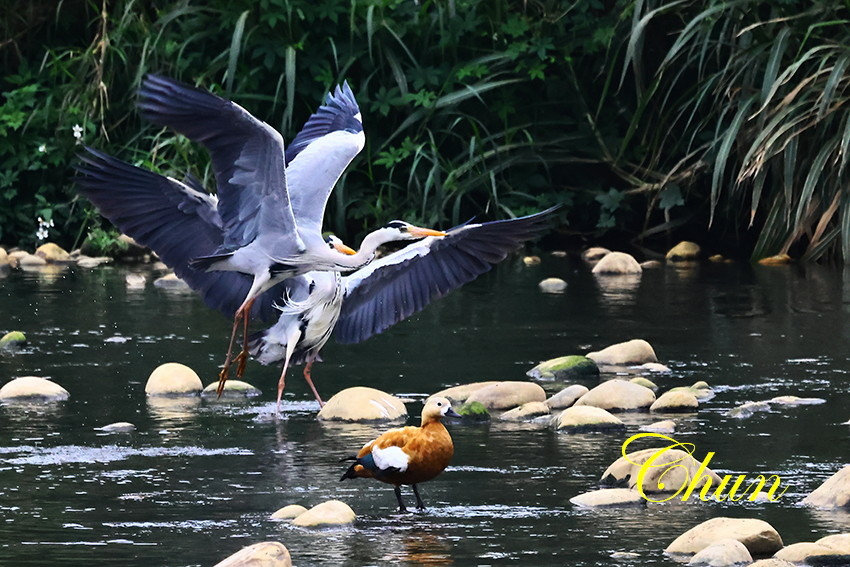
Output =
[
  {"x1": 383, "y1": 220, "x2": 446, "y2": 240},
  {"x1": 325, "y1": 234, "x2": 357, "y2": 255}
]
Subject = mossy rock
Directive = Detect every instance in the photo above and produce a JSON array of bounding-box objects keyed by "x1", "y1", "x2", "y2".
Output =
[
  {"x1": 456, "y1": 401, "x2": 490, "y2": 421},
  {"x1": 0, "y1": 331, "x2": 27, "y2": 350},
  {"x1": 527, "y1": 355, "x2": 599, "y2": 380}
]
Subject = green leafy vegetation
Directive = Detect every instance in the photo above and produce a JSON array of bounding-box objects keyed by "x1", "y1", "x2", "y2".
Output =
[{"x1": 3, "y1": 0, "x2": 850, "y2": 262}]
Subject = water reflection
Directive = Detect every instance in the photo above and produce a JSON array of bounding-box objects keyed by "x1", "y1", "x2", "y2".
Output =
[
  {"x1": 145, "y1": 396, "x2": 201, "y2": 425},
  {"x1": 594, "y1": 273, "x2": 641, "y2": 307}
]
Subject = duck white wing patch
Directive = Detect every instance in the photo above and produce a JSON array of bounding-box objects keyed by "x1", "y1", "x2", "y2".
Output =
[{"x1": 372, "y1": 445, "x2": 409, "y2": 472}]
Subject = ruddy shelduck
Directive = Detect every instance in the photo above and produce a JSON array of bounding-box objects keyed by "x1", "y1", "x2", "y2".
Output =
[{"x1": 340, "y1": 396, "x2": 460, "y2": 512}]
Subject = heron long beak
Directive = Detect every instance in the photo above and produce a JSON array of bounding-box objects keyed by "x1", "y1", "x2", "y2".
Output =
[
  {"x1": 332, "y1": 242, "x2": 357, "y2": 255},
  {"x1": 407, "y1": 226, "x2": 447, "y2": 238}
]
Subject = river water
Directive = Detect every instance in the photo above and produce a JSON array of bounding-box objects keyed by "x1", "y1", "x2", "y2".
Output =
[{"x1": 1, "y1": 255, "x2": 849, "y2": 566}]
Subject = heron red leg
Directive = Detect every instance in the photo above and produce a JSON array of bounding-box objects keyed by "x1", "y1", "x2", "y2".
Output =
[
  {"x1": 234, "y1": 297, "x2": 255, "y2": 379},
  {"x1": 217, "y1": 309, "x2": 245, "y2": 396},
  {"x1": 303, "y1": 360, "x2": 324, "y2": 407},
  {"x1": 276, "y1": 367, "x2": 287, "y2": 413}
]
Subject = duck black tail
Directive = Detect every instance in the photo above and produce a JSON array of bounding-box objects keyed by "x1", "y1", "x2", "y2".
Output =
[{"x1": 339, "y1": 456, "x2": 359, "y2": 481}]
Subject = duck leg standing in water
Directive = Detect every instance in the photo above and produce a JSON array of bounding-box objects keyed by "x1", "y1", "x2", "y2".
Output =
[{"x1": 340, "y1": 397, "x2": 460, "y2": 512}]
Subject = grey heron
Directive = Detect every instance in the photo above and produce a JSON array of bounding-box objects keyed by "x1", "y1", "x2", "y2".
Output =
[
  {"x1": 135, "y1": 75, "x2": 444, "y2": 389},
  {"x1": 74, "y1": 145, "x2": 558, "y2": 407}
]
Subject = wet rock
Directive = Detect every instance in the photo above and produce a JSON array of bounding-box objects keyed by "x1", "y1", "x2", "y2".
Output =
[
  {"x1": 587, "y1": 339, "x2": 658, "y2": 366},
  {"x1": 271, "y1": 504, "x2": 308, "y2": 520},
  {"x1": 727, "y1": 401, "x2": 771, "y2": 419},
  {"x1": 0, "y1": 331, "x2": 27, "y2": 351},
  {"x1": 665, "y1": 517, "x2": 783, "y2": 556},
  {"x1": 552, "y1": 406, "x2": 625, "y2": 432},
  {"x1": 640, "y1": 420, "x2": 676, "y2": 434},
  {"x1": 758, "y1": 254, "x2": 792, "y2": 265},
  {"x1": 522, "y1": 255, "x2": 541, "y2": 266},
  {"x1": 96, "y1": 422, "x2": 136, "y2": 433},
  {"x1": 768, "y1": 395, "x2": 826, "y2": 406},
  {"x1": 431, "y1": 382, "x2": 499, "y2": 404},
  {"x1": 640, "y1": 260, "x2": 663, "y2": 269},
  {"x1": 455, "y1": 401, "x2": 490, "y2": 421},
  {"x1": 611, "y1": 551, "x2": 641, "y2": 560},
  {"x1": 465, "y1": 381, "x2": 546, "y2": 411},
  {"x1": 0, "y1": 376, "x2": 70, "y2": 402},
  {"x1": 545, "y1": 385, "x2": 589, "y2": 410},
  {"x1": 213, "y1": 541, "x2": 292, "y2": 567},
  {"x1": 574, "y1": 379, "x2": 656, "y2": 411},
  {"x1": 527, "y1": 355, "x2": 599, "y2": 380},
  {"x1": 635, "y1": 362, "x2": 671, "y2": 373},
  {"x1": 153, "y1": 273, "x2": 191, "y2": 290},
  {"x1": 748, "y1": 560, "x2": 795, "y2": 567},
  {"x1": 7, "y1": 250, "x2": 28, "y2": 267},
  {"x1": 318, "y1": 387, "x2": 407, "y2": 421},
  {"x1": 75, "y1": 255, "x2": 112, "y2": 268},
  {"x1": 687, "y1": 539, "x2": 752, "y2": 566},
  {"x1": 201, "y1": 380, "x2": 262, "y2": 399},
  {"x1": 35, "y1": 242, "x2": 71, "y2": 263},
  {"x1": 671, "y1": 381, "x2": 715, "y2": 401},
  {"x1": 708, "y1": 254, "x2": 730, "y2": 263},
  {"x1": 817, "y1": 533, "x2": 850, "y2": 554},
  {"x1": 18, "y1": 253, "x2": 47, "y2": 267},
  {"x1": 125, "y1": 273, "x2": 146, "y2": 289},
  {"x1": 773, "y1": 542, "x2": 842, "y2": 563},
  {"x1": 550, "y1": 250, "x2": 567, "y2": 258},
  {"x1": 592, "y1": 252, "x2": 642, "y2": 274},
  {"x1": 666, "y1": 241, "x2": 701, "y2": 262},
  {"x1": 650, "y1": 390, "x2": 699, "y2": 412},
  {"x1": 582, "y1": 247, "x2": 611, "y2": 264},
  {"x1": 290, "y1": 500, "x2": 355, "y2": 527},
  {"x1": 498, "y1": 401, "x2": 550, "y2": 421},
  {"x1": 602, "y1": 447, "x2": 722, "y2": 495},
  {"x1": 630, "y1": 377, "x2": 658, "y2": 391},
  {"x1": 569, "y1": 488, "x2": 645, "y2": 507},
  {"x1": 144, "y1": 362, "x2": 203, "y2": 397},
  {"x1": 0, "y1": 247, "x2": 7, "y2": 265},
  {"x1": 802, "y1": 465, "x2": 850, "y2": 508},
  {"x1": 538, "y1": 277, "x2": 567, "y2": 294}
]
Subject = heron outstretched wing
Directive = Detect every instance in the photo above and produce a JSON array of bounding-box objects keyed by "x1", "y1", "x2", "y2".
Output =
[
  {"x1": 74, "y1": 148, "x2": 285, "y2": 322},
  {"x1": 138, "y1": 74, "x2": 299, "y2": 252},
  {"x1": 334, "y1": 206, "x2": 560, "y2": 344},
  {"x1": 285, "y1": 82, "x2": 365, "y2": 234}
]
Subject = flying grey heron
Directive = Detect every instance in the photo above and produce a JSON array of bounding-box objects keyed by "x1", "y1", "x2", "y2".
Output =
[
  {"x1": 74, "y1": 146, "x2": 558, "y2": 407},
  {"x1": 134, "y1": 75, "x2": 444, "y2": 390}
]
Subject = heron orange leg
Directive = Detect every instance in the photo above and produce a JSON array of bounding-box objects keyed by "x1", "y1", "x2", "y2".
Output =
[
  {"x1": 303, "y1": 360, "x2": 324, "y2": 407},
  {"x1": 234, "y1": 297, "x2": 255, "y2": 379},
  {"x1": 276, "y1": 366, "x2": 287, "y2": 413},
  {"x1": 217, "y1": 309, "x2": 245, "y2": 396}
]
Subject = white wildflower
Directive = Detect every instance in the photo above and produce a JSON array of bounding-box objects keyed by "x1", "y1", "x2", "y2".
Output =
[
  {"x1": 38, "y1": 144, "x2": 46, "y2": 153},
  {"x1": 73, "y1": 124, "x2": 84, "y2": 140}
]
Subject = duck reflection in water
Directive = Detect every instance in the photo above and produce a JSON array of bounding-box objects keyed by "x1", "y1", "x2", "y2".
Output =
[{"x1": 340, "y1": 396, "x2": 459, "y2": 512}]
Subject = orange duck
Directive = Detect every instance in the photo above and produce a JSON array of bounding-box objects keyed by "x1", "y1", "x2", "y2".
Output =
[{"x1": 340, "y1": 396, "x2": 460, "y2": 512}]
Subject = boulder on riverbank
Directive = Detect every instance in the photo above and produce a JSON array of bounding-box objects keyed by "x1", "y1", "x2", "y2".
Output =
[
  {"x1": 271, "y1": 504, "x2": 309, "y2": 520},
  {"x1": 538, "y1": 277, "x2": 567, "y2": 294},
  {"x1": 213, "y1": 541, "x2": 292, "y2": 567},
  {"x1": 0, "y1": 376, "x2": 70, "y2": 402},
  {"x1": 574, "y1": 379, "x2": 656, "y2": 411},
  {"x1": 650, "y1": 389, "x2": 699, "y2": 412},
  {"x1": 153, "y1": 273, "x2": 191, "y2": 290},
  {"x1": 773, "y1": 542, "x2": 845, "y2": 564},
  {"x1": 317, "y1": 387, "x2": 407, "y2": 421},
  {"x1": 498, "y1": 401, "x2": 550, "y2": 421},
  {"x1": 552, "y1": 406, "x2": 625, "y2": 432},
  {"x1": 201, "y1": 380, "x2": 262, "y2": 399},
  {"x1": 290, "y1": 500, "x2": 356, "y2": 527},
  {"x1": 569, "y1": 488, "x2": 645, "y2": 507},
  {"x1": 592, "y1": 251, "x2": 642, "y2": 274},
  {"x1": 587, "y1": 339, "x2": 658, "y2": 367},
  {"x1": 802, "y1": 464, "x2": 850, "y2": 508},
  {"x1": 35, "y1": 242, "x2": 71, "y2": 263},
  {"x1": 670, "y1": 381, "x2": 715, "y2": 400},
  {"x1": 581, "y1": 247, "x2": 611, "y2": 265},
  {"x1": 464, "y1": 381, "x2": 547, "y2": 411},
  {"x1": 144, "y1": 363, "x2": 203, "y2": 397},
  {"x1": 686, "y1": 539, "x2": 752, "y2": 566},
  {"x1": 0, "y1": 331, "x2": 27, "y2": 351},
  {"x1": 666, "y1": 241, "x2": 701, "y2": 262},
  {"x1": 601, "y1": 446, "x2": 722, "y2": 495},
  {"x1": 665, "y1": 517, "x2": 783, "y2": 556},
  {"x1": 527, "y1": 355, "x2": 599, "y2": 380},
  {"x1": 430, "y1": 382, "x2": 499, "y2": 404},
  {"x1": 545, "y1": 385, "x2": 589, "y2": 410}
]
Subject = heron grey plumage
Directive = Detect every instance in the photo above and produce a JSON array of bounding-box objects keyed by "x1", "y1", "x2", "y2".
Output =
[{"x1": 134, "y1": 75, "x2": 443, "y2": 390}]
